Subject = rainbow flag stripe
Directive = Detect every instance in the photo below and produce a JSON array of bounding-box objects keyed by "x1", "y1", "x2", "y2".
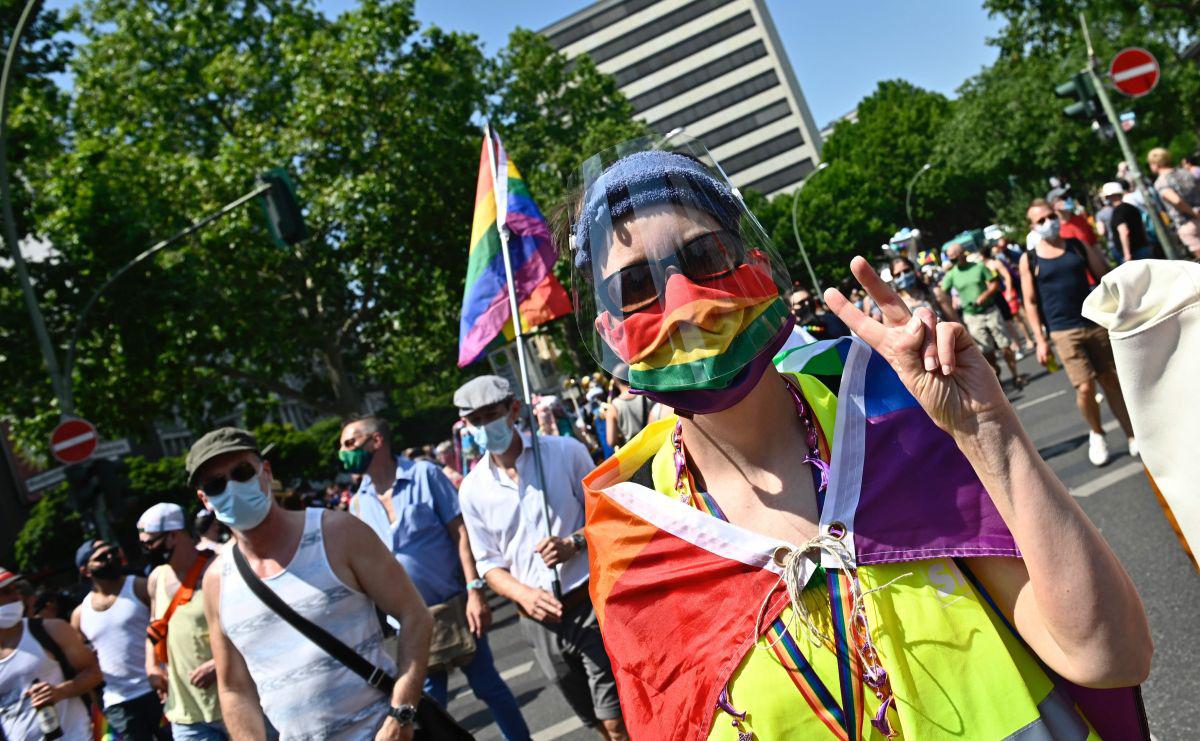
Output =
[{"x1": 458, "y1": 129, "x2": 571, "y2": 367}]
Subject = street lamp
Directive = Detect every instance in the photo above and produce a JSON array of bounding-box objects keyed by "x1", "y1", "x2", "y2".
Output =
[
  {"x1": 790, "y1": 161, "x2": 829, "y2": 294},
  {"x1": 1, "y1": 0, "x2": 70, "y2": 413},
  {"x1": 905, "y1": 162, "x2": 933, "y2": 228}
]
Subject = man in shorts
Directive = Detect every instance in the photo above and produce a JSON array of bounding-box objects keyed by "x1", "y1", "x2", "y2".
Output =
[
  {"x1": 1020, "y1": 199, "x2": 1137, "y2": 466},
  {"x1": 941, "y1": 243, "x2": 1025, "y2": 388}
]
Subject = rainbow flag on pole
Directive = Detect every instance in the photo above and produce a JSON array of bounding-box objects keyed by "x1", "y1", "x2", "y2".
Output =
[{"x1": 458, "y1": 126, "x2": 571, "y2": 367}]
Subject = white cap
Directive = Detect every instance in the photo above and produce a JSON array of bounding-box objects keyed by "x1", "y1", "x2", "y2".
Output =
[
  {"x1": 137, "y1": 502, "x2": 186, "y2": 533},
  {"x1": 1101, "y1": 181, "x2": 1126, "y2": 198}
]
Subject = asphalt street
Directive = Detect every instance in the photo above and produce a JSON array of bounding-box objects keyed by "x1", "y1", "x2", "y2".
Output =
[{"x1": 448, "y1": 353, "x2": 1199, "y2": 740}]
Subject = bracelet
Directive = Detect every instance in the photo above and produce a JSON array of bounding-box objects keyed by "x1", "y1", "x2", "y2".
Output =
[{"x1": 467, "y1": 578, "x2": 486, "y2": 591}]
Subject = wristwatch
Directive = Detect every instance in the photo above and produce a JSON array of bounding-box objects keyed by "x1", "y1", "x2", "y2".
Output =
[
  {"x1": 388, "y1": 704, "x2": 417, "y2": 726},
  {"x1": 467, "y1": 578, "x2": 487, "y2": 591},
  {"x1": 571, "y1": 532, "x2": 587, "y2": 553}
]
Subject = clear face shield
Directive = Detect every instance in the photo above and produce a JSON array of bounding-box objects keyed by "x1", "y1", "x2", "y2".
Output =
[{"x1": 568, "y1": 135, "x2": 793, "y2": 397}]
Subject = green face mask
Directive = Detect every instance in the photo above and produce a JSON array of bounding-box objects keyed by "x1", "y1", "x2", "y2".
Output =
[{"x1": 339, "y1": 447, "x2": 372, "y2": 474}]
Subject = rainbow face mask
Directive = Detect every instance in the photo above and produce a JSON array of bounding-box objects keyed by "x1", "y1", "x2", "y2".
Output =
[{"x1": 596, "y1": 259, "x2": 790, "y2": 399}]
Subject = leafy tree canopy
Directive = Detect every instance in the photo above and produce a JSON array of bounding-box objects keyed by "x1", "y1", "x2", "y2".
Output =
[{"x1": 1, "y1": 2, "x2": 644, "y2": 457}]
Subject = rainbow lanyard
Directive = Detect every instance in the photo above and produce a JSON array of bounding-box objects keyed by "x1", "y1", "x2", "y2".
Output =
[{"x1": 673, "y1": 379, "x2": 867, "y2": 741}]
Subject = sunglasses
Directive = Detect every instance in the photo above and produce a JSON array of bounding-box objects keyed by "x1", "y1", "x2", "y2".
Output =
[
  {"x1": 1035, "y1": 215, "x2": 1057, "y2": 226},
  {"x1": 599, "y1": 230, "x2": 745, "y2": 315},
  {"x1": 200, "y1": 460, "x2": 259, "y2": 498},
  {"x1": 140, "y1": 533, "x2": 169, "y2": 551}
]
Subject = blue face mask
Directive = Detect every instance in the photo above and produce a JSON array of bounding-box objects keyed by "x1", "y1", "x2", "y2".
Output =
[
  {"x1": 207, "y1": 469, "x2": 272, "y2": 531},
  {"x1": 470, "y1": 416, "x2": 514, "y2": 454},
  {"x1": 893, "y1": 271, "x2": 917, "y2": 291}
]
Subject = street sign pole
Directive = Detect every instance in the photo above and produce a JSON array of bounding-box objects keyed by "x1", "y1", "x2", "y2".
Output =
[{"x1": 1078, "y1": 13, "x2": 1180, "y2": 259}]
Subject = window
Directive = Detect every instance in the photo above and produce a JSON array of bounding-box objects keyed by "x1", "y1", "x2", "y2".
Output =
[
  {"x1": 743, "y1": 158, "x2": 815, "y2": 195},
  {"x1": 721, "y1": 129, "x2": 805, "y2": 176},
  {"x1": 629, "y1": 41, "x2": 768, "y2": 114},
  {"x1": 649, "y1": 70, "x2": 779, "y2": 133},
  {"x1": 612, "y1": 11, "x2": 755, "y2": 87},
  {"x1": 695, "y1": 99, "x2": 792, "y2": 150}
]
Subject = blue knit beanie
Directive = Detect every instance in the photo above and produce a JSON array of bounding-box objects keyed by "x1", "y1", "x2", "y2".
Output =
[{"x1": 571, "y1": 150, "x2": 742, "y2": 271}]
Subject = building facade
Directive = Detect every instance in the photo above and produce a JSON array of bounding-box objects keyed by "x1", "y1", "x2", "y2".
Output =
[{"x1": 542, "y1": 0, "x2": 823, "y2": 198}]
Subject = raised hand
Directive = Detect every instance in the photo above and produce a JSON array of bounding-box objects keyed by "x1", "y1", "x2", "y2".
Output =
[{"x1": 823, "y1": 257, "x2": 1013, "y2": 434}]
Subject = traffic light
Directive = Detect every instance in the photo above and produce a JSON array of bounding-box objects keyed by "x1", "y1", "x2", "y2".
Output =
[
  {"x1": 258, "y1": 168, "x2": 309, "y2": 247},
  {"x1": 1054, "y1": 72, "x2": 1100, "y2": 121}
]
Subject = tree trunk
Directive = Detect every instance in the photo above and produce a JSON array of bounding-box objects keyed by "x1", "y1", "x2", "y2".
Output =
[{"x1": 317, "y1": 335, "x2": 363, "y2": 419}]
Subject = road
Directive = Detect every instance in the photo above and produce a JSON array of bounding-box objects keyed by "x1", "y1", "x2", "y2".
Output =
[{"x1": 448, "y1": 354, "x2": 1199, "y2": 740}]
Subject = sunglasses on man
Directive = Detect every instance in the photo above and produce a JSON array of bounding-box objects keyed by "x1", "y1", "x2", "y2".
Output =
[
  {"x1": 199, "y1": 460, "x2": 259, "y2": 499},
  {"x1": 599, "y1": 230, "x2": 746, "y2": 315}
]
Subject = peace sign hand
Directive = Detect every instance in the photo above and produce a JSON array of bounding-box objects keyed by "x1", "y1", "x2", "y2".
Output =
[{"x1": 823, "y1": 257, "x2": 1012, "y2": 435}]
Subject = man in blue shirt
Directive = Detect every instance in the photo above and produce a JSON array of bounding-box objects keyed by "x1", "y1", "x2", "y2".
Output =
[{"x1": 340, "y1": 416, "x2": 531, "y2": 741}]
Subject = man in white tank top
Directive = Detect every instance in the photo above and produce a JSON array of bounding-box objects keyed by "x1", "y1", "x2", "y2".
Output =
[
  {"x1": 189, "y1": 427, "x2": 434, "y2": 740},
  {"x1": 70, "y1": 541, "x2": 170, "y2": 739},
  {"x1": 1, "y1": 567, "x2": 100, "y2": 740}
]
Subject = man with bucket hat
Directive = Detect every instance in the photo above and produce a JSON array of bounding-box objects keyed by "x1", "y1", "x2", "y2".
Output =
[{"x1": 190, "y1": 427, "x2": 433, "y2": 740}]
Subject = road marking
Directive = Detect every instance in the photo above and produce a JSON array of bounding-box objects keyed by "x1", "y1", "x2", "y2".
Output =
[
  {"x1": 449, "y1": 660, "x2": 535, "y2": 703},
  {"x1": 532, "y1": 717, "x2": 585, "y2": 741},
  {"x1": 1070, "y1": 461, "x2": 1143, "y2": 498},
  {"x1": 499, "y1": 660, "x2": 534, "y2": 682},
  {"x1": 1016, "y1": 389, "x2": 1067, "y2": 410}
]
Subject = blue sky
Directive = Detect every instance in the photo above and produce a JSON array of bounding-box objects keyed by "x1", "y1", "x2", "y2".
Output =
[
  {"x1": 318, "y1": 0, "x2": 1005, "y2": 128},
  {"x1": 44, "y1": 0, "x2": 1004, "y2": 128}
]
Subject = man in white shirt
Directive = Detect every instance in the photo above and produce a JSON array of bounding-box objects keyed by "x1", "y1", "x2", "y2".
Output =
[{"x1": 454, "y1": 376, "x2": 627, "y2": 741}]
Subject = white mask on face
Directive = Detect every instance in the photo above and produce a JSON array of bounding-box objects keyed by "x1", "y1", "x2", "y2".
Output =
[
  {"x1": 0, "y1": 600, "x2": 24, "y2": 628},
  {"x1": 1036, "y1": 217, "x2": 1060, "y2": 241}
]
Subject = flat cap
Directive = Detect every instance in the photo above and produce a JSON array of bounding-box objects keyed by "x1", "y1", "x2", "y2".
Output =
[
  {"x1": 454, "y1": 376, "x2": 513, "y2": 416},
  {"x1": 186, "y1": 427, "x2": 259, "y2": 486},
  {"x1": 137, "y1": 502, "x2": 186, "y2": 533}
]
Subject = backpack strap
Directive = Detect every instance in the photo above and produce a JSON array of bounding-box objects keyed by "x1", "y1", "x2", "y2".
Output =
[{"x1": 28, "y1": 618, "x2": 76, "y2": 682}]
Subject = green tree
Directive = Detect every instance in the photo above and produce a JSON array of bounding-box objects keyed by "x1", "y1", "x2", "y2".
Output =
[
  {"x1": 0, "y1": 0, "x2": 74, "y2": 451},
  {"x1": 487, "y1": 29, "x2": 649, "y2": 211},
  {"x1": 756, "y1": 80, "x2": 989, "y2": 286},
  {"x1": 6, "y1": 0, "x2": 490, "y2": 449}
]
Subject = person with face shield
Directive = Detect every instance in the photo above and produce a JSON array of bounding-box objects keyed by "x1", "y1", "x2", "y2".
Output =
[
  {"x1": 574, "y1": 137, "x2": 1152, "y2": 740},
  {"x1": 136, "y1": 502, "x2": 224, "y2": 739},
  {"x1": 0, "y1": 567, "x2": 100, "y2": 740},
  {"x1": 453, "y1": 376, "x2": 627, "y2": 740},
  {"x1": 190, "y1": 427, "x2": 433, "y2": 740},
  {"x1": 71, "y1": 540, "x2": 168, "y2": 739}
]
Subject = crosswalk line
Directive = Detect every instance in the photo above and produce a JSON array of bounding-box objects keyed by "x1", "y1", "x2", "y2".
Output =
[
  {"x1": 1070, "y1": 461, "x2": 1144, "y2": 498},
  {"x1": 1016, "y1": 389, "x2": 1067, "y2": 410},
  {"x1": 531, "y1": 717, "x2": 585, "y2": 741},
  {"x1": 499, "y1": 660, "x2": 534, "y2": 681},
  {"x1": 449, "y1": 660, "x2": 535, "y2": 702}
]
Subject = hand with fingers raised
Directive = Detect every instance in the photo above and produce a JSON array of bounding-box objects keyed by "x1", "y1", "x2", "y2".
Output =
[{"x1": 824, "y1": 257, "x2": 1012, "y2": 435}]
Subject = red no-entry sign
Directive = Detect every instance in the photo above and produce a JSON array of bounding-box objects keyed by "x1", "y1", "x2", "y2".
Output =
[
  {"x1": 51, "y1": 418, "x2": 98, "y2": 465},
  {"x1": 1109, "y1": 48, "x2": 1159, "y2": 98}
]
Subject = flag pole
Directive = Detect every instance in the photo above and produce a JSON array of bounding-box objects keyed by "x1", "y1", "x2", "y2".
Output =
[{"x1": 482, "y1": 122, "x2": 563, "y2": 600}]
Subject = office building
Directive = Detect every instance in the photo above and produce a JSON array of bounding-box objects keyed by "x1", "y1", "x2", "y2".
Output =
[{"x1": 543, "y1": 0, "x2": 823, "y2": 197}]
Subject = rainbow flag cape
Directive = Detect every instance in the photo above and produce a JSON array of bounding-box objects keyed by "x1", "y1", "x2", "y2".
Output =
[
  {"x1": 584, "y1": 336, "x2": 1149, "y2": 740},
  {"x1": 458, "y1": 127, "x2": 571, "y2": 367}
]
